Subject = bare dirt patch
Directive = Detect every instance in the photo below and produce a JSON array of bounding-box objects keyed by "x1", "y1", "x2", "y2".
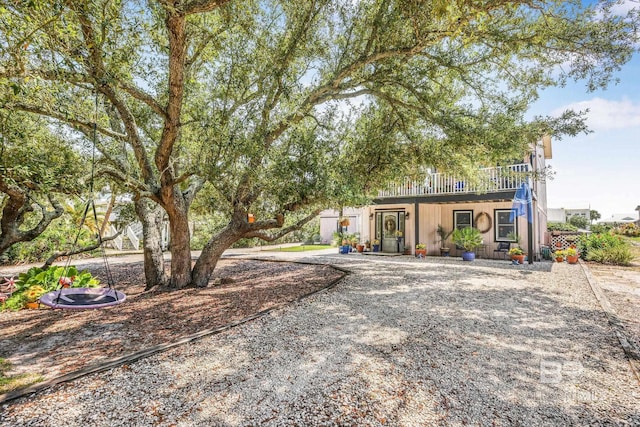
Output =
[{"x1": 0, "y1": 259, "x2": 344, "y2": 395}]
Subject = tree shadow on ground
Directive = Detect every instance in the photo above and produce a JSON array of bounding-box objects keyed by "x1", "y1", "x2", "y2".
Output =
[{"x1": 0, "y1": 259, "x2": 344, "y2": 396}]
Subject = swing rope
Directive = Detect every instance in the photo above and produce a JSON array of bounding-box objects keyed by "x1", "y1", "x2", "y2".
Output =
[{"x1": 53, "y1": 90, "x2": 118, "y2": 305}]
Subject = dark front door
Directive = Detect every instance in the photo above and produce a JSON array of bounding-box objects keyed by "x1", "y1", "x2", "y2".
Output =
[{"x1": 376, "y1": 211, "x2": 405, "y2": 253}]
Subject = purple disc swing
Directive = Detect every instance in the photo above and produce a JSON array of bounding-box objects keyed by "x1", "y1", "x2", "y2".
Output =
[
  {"x1": 39, "y1": 93, "x2": 126, "y2": 310},
  {"x1": 39, "y1": 287, "x2": 126, "y2": 310}
]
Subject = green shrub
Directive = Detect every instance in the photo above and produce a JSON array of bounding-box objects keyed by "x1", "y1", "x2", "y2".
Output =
[
  {"x1": 590, "y1": 224, "x2": 612, "y2": 234},
  {"x1": 547, "y1": 222, "x2": 578, "y2": 232},
  {"x1": 1, "y1": 266, "x2": 100, "y2": 311},
  {"x1": 586, "y1": 246, "x2": 633, "y2": 266},
  {"x1": 577, "y1": 232, "x2": 627, "y2": 260},
  {"x1": 568, "y1": 215, "x2": 589, "y2": 229}
]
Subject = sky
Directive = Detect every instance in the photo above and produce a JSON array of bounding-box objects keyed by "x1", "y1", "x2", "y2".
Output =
[{"x1": 528, "y1": 2, "x2": 640, "y2": 221}]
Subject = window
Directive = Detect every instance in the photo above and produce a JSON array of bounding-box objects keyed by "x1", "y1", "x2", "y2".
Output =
[
  {"x1": 494, "y1": 209, "x2": 518, "y2": 242},
  {"x1": 454, "y1": 210, "x2": 473, "y2": 230}
]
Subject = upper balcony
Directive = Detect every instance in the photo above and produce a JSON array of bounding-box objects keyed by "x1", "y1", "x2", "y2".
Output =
[{"x1": 376, "y1": 163, "x2": 530, "y2": 200}]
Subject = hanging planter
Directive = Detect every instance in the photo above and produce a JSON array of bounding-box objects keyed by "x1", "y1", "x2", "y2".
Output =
[
  {"x1": 339, "y1": 218, "x2": 350, "y2": 227},
  {"x1": 247, "y1": 213, "x2": 255, "y2": 223}
]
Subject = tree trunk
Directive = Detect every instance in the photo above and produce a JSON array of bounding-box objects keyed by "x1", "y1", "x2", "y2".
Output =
[
  {"x1": 134, "y1": 198, "x2": 168, "y2": 290},
  {"x1": 191, "y1": 225, "x2": 241, "y2": 288},
  {"x1": 166, "y1": 205, "x2": 193, "y2": 289}
]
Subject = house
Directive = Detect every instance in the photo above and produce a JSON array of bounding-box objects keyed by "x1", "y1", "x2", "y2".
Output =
[
  {"x1": 565, "y1": 208, "x2": 590, "y2": 223},
  {"x1": 320, "y1": 136, "x2": 552, "y2": 259},
  {"x1": 547, "y1": 207, "x2": 591, "y2": 224},
  {"x1": 597, "y1": 213, "x2": 638, "y2": 226},
  {"x1": 547, "y1": 208, "x2": 566, "y2": 223}
]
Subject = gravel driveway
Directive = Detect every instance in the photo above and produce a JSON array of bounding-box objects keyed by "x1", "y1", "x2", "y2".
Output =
[{"x1": 2, "y1": 254, "x2": 639, "y2": 426}]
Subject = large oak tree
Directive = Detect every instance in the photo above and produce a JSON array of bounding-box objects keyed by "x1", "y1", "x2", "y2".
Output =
[{"x1": 1, "y1": 0, "x2": 636, "y2": 288}]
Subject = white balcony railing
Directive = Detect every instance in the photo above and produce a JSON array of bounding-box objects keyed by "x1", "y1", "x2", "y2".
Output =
[{"x1": 377, "y1": 163, "x2": 530, "y2": 198}]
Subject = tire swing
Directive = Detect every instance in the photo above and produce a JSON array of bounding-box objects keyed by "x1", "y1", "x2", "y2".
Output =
[{"x1": 40, "y1": 94, "x2": 126, "y2": 310}]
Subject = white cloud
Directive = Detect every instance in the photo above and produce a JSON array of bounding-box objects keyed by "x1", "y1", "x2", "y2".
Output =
[
  {"x1": 552, "y1": 97, "x2": 640, "y2": 131},
  {"x1": 595, "y1": 0, "x2": 638, "y2": 17},
  {"x1": 610, "y1": 0, "x2": 638, "y2": 16}
]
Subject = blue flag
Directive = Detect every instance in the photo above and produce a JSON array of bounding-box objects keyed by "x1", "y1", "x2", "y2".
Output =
[{"x1": 510, "y1": 183, "x2": 532, "y2": 223}]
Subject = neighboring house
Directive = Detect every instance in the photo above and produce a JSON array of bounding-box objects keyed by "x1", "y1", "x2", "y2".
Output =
[
  {"x1": 547, "y1": 208, "x2": 566, "y2": 223},
  {"x1": 319, "y1": 207, "x2": 364, "y2": 243},
  {"x1": 565, "y1": 208, "x2": 590, "y2": 223},
  {"x1": 597, "y1": 213, "x2": 638, "y2": 226},
  {"x1": 320, "y1": 136, "x2": 552, "y2": 259},
  {"x1": 636, "y1": 206, "x2": 640, "y2": 227},
  {"x1": 547, "y1": 207, "x2": 591, "y2": 224}
]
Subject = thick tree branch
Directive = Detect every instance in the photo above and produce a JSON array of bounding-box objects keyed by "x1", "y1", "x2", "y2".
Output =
[
  {"x1": 183, "y1": 0, "x2": 233, "y2": 15},
  {"x1": 242, "y1": 210, "x2": 320, "y2": 241},
  {"x1": 117, "y1": 81, "x2": 169, "y2": 120},
  {"x1": 71, "y1": 2, "x2": 156, "y2": 186},
  {"x1": 0, "y1": 192, "x2": 65, "y2": 255},
  {"x1": 155, "y1": 12, "x2": 187, "y2": 184},
  {"x1": 5, "y1": 102, "x2": 127, "y2": 141},
  {"x1": 41, "y1": 231, "x2": 122, "y2": 269}
]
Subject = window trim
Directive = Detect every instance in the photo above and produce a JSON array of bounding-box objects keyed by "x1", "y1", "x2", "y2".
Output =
[
  {"x1": 494, "y1": 208, "x2": 518, "y2": 242},
  {"x1": 453, "y1": 210, "x2": 473, "y2": 230}
]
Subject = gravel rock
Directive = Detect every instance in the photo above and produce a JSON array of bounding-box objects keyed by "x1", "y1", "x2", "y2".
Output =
[{"x1": 2, "y1": 255, "x2": 639, "y2": 426}]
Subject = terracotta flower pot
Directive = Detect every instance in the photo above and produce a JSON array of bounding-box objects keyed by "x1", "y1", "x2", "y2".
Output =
[
  {"x1": 25, "y1": 301, "x2": 39, "y2": 310},
  {"x1": 555, "y1": 257, "x2": 564, "y2": 263},
  {"x1": 356, "y1": 244, "x2": 364, "y2": 253},
  {"x1": 415, "y1": 249, "x2": 427, "y2": 258},
  {"x1": 566, "y1": 255, "x2": 579, "y2": 264},
  {"x1": 511, "y1": 254, "x2": 525, "y2": 264}
]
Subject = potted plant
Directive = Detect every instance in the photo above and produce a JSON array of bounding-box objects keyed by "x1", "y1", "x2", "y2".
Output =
[
  {"x1": 436, "y1": 225, "x2": 453, "y2": 256},
  {"x1": 452, "y1": 227, "x2": 482, "y2": 261},
  {"x1": 508, "y1": 246, "x2": 526, "y2": 264},
  {"x1": 339, "y1": 235, "x2": 350, "y2": 254},
  {"x1": 415, "y1": 243, "x2": 427, "y2": 258},
  {"x1": 372, "y1": 239, "x2": 380, "y2": 252},
  {"x1": 566, "y1": 247, "x2": 579, "y2": 264},
  {"x1": 554, "y1": 249, "x2": 565, "y2": 263}
]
